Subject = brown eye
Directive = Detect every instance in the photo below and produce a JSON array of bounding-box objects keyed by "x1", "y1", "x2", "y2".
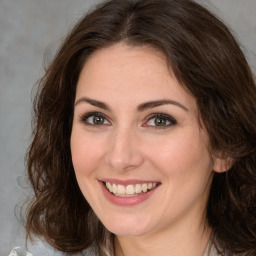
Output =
[
  {"x1": 145, "y1": 113, "x2": 177, "y2": 129},
  {"x1": 93, "y1": 116, "x2": 105, "y2": 124},
  {"x1": 154, "y1": 117, "x2": 167, "y2": 126},
  {"x1": 80, "y1": 112, "x2": 111, "y2": 126}
]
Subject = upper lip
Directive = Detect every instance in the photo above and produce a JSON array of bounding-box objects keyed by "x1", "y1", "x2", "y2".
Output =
[{"x1": 99, "y1": 178, "x2": 161, "y2": 186}]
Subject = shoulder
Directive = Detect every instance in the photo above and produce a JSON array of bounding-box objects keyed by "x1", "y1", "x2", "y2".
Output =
[
  {"x1": 8, "y1": 246, "x2": 94, "y2": 256},
  {"x1": 205, "y1": 243, "x2": 240, "y2": 256},
  {"x1": 8, "y1": 247, "x2": 32, "y2": 256},
  {"x1": 8, "y1": 240, "x2": 66, "y2": 256}
]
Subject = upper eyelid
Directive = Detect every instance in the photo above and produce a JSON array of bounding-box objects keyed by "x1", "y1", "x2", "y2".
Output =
[
  {"x1": 146, "y1": 113, "x2": 176, "y2": 121},
  {"x1": 142, "y1": 113, "x2": 177, "y2": 128},
  {"x1": 79, "y1": 112, "x2": 110, "y2": 122}
]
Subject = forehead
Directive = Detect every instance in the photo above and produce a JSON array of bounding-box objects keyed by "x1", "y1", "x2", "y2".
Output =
[
  {"x1": 76, "y1": 43, "x2": 196, "y2": 112},
  {"x1": 79, "y1": 43, "x2": 169, "y2": 83}
]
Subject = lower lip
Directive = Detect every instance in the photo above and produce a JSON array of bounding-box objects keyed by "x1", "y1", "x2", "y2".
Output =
[{"x1": 100, "y1": 182, "x2": 159, "y2": 206}]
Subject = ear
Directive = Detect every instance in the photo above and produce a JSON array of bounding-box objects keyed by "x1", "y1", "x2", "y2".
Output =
[{"x1": 212, "y1": 156, "x2": 233, "y2": 173}]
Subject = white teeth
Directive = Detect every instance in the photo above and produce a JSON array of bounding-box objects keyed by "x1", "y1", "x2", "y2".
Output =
[
  {"x1": 126, "y1": 185, "x2": 135, "y2": 195},
  {"x1": 142, "y1": 183, "x2": 147, "y2": 192},
  {"x1": 117, "y1": 184, "x2": 125, "y2": 195},
  {"x1": 106, "y1": 182, "x2": 112, "y2": 192},
  {"x1": 112, "y1": 184, "x2": 117, "y2": 194},
  {"x1": 105, "y1": 182, "x2": 158, "y2": 196},
  {"x1": 135, "y1": 184, "x2": 142, "y2": 193}
]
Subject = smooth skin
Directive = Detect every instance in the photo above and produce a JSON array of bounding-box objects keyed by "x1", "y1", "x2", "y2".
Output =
[{"x1": 70, "y1": 43, "x2": 228, "y2": 256}]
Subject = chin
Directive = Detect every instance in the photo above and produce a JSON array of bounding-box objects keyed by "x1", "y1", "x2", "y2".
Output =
[
  {"x1": 107, "y1": 225, "x2": 150, "y2": 237},
  {"x1": 101, "y1": 213, "x2": 154, "y2": 237}
]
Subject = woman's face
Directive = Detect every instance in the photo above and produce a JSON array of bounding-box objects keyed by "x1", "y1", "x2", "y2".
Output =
[{"x1": 71, "y1": 43, "x2": 215, "y2": 237}]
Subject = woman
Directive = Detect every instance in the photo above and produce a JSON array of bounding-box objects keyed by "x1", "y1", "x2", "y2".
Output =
[{"x1": 12, "y1": 0, "x2": 256, "y2": 255}]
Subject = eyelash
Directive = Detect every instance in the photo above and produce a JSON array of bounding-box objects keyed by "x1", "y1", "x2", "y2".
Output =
[
  {"x1": 144, "y1": 113, "x2": 177, "y2": 129},
  {"x1": 79, "y1": 112, "x2": 177, "y2": 128},
  {"x1": 79, "y1": 112, "x2": 110, "y2": 126}
]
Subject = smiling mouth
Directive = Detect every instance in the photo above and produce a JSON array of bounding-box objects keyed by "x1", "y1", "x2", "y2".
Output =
[{"x1": 103, "y1": 182, "x2": 159, "y2": 197}]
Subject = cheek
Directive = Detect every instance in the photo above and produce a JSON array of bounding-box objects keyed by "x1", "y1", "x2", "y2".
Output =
[
  {"x1": 70, "y1": 129, "x2": 104, "y2": 179},
  {"x1": 70, "y1": 130, "x2": 104, "y2": 204},
  {"x1": 147, "y1": 130, "x2": 213, "y2": 220},
  {"x1": 148, "y1": 128, "x2": 212, "y2": 180}
]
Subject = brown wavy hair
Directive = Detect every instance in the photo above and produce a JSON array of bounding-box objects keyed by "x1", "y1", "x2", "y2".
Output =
[{"x1": 25, "y1": 0, "x2": 256, "y2": 255}]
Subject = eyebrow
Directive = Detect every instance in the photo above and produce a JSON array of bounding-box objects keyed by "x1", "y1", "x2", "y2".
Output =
[
  {"x1": 74, "y1": 97, "x2": 111, "y2": 111},
  {"x1": 74, "y1": 97, "x2": 188, "y2": 112},
  {"x1": 137, "y1": 99, "x2": 188, "y2": 112}
]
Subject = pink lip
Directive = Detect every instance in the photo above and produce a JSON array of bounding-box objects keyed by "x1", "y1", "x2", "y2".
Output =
[{"x1": 99, "y1": 180, "x2": 160, "y2": 206}]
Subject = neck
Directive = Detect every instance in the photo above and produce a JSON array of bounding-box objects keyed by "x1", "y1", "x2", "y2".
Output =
[{"x1": 114, "y1": 216, "x2": 211, "y2": 256}]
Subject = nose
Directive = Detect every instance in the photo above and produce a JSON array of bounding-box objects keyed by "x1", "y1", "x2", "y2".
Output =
[{"x1": 105, "y1": 127, "x2": 144, "y2": 172}]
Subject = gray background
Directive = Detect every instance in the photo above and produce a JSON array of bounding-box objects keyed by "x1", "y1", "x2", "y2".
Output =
[{"x1": 0, "y1": 0, "x2": 255, "y2": 255}]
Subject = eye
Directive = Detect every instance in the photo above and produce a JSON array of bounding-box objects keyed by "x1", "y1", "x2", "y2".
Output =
[
  {"x1": 80, "y1": 112, "x2": 111, "y2": 126},
  {"x1": 144, "y1": 113, "x2": 177, "y2": 128}
]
